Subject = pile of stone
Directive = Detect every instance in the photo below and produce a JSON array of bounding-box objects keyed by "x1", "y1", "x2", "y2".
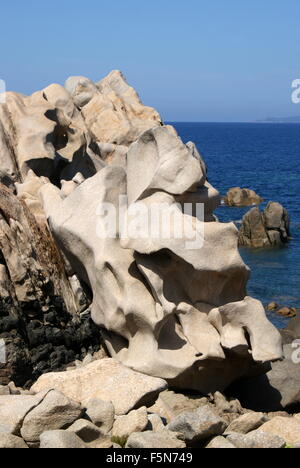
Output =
[{"x1": 1, "y1": 361, "x2": 300, "y2": 449}]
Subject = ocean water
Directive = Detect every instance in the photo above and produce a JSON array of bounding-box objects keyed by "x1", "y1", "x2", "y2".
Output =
[{"x1": 169, "y1": 122, "x2": 300, "y2": 328}]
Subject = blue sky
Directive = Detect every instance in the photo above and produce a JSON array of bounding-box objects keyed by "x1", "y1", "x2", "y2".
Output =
[{"x1": 1, "y1": 0, "x2": 299, "y2": 121}]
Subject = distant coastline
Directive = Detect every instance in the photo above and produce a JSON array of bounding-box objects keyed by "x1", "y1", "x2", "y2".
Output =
[{"x1": 255, "y1": 116, "x2": 300, "y2": 124}]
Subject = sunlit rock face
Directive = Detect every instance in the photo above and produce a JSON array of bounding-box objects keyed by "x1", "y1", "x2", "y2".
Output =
[{"x1": 0, "y1": 71, "x2": 283, "y2": 392}]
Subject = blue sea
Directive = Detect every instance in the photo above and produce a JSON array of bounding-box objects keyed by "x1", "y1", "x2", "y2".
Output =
[{"x1": 170, "y1": 122, "x2": 300, "y2": 328}]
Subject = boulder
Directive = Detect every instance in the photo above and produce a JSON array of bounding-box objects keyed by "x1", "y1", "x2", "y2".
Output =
[
  {"x1": 67, "y1": 419, "x2": 102, "y2": 443},
  {"x1": 224, "y1": 187, "x2": 262, "y2": 207},
  {"x1": 39, "y1": 147, "x2": 282, "y2": 393},
  {"x1": 225, "y1": 412, "x2": 267, "y2": 434},
  {"x1": 227, "y1": 431, "x2": 286, "y2": 449},
  {"x1": 148, "y1": 390, "x2": 209, "y2": 423},
  {"x1": 0, "y1": 391, "x2": 48, "y2": 435},
  {"x1": 85, "y1": 398, "x2": 115, "y2": 434},
  {"x1": 112, "y1": 407, "x2": 148, "y2": 440},
  {"x1": 228, "y1": 344, "x2": 300, "y2": 412},
  {"x1": 66, "y1": 70, "x2": 161, "y2": 147},
  {"x1": 205, "y1": 436, "x2": 236, "y2": 448},
  {"x1": 282, "y1": 315, "x2": 300, "y2": 343},
  {"x1": 147, "y1": 414, "x2": 165, "y2": 432},
  {"x1": 126, "y1": 430, "x2": 186, "y2": 449},
  {"x1": 20, "y1": 390, "x2": 82, "y2": 442},
  {"x1": 212, "y1": 391, "x2": 243, "y2": 415},
  {"x1": 31, "y1": 359, "x2": 167, "y2": 415},
  {"x1": 258, "y1": 416, "x2": 300, "y2": 446},
  {"x1": 0, "y1": 433, "x2": 28, "y2": 448},
  {"x1": 277, "y1": 307, "x2": 297, "y2": 318},
  {"x1": 167, "y1": 405, "x2": 227, "y2": 444},
  {"x1": 39, "y1": 430, "x2": 87, "y2": 449}
]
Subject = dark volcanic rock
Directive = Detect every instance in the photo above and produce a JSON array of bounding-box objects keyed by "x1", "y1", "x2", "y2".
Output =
[
  {"x1": 0, "y1": 298, "x2": 102, "y2": 387},
  {"x1": 0, "y1": 183, "x2": 103, "y2": 387}
]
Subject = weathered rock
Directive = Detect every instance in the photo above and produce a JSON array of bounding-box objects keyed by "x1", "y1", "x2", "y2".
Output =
[
  {"x1": 40, "y1": 430, "x2": 87, "y2": 449},
  {"x1": 126, "y1": 430, "x2": 186, "y2": 449},
  {"x1": 0, "y1": 385, "x2": 10, "y2": 395},
  {"x1": 212, "y1": 392, "x2": 243, "y2": 415},
  {"x1": 225, "y1": 412, "x2": 267, "y2": 434},
  {"x1": 258, "y1": 416, "x2": 300, "y2": 446},
  {"x1": 85, "y1": 398, "x2": 115, "y2": 433},
  {"x1": 0, "y1": 183, "x2": 101, "y2": 387},
  {"x1": 66, "y1": 71, "x2": 161, "y2": 148},
  {"x1": 21, "y1": 390, "x2": 82, "y2": 442},
  {"x1": 148, "y1": 390, "x2": 209, "y2": 423},
  {"x1": 167, "y1": 406, "x2": 227, "y2": 444},
  {"x1": 126, "y1": 126, "x2": 205, "y2": 205},
  {"x1": 224, "y1": 187, "x2": 262, "y2": 207},
  {"x1": 239, "y1": 202, "x2": 290, "y2": 248},
  {"x1": 31, "y1": 359, "x2": 167, "y2": 415},
  {"x1": 238, "y1": 207, "x2": 269, "y2": 247},
  {"x1": 228, "y1": 344, "x2": 300, "y2": 412},
  {"x1": 227, "y1": 431, "x2": 286, "y2": 449},
  {"x1": 0, "y1": 70, "x2": 283, "y2": 397},
  {"x1": 40, "y1": 150, "x2": 282, "y2": 393},
  {"x1": 0, "y1": 391, "x2": 48, "y2": 435},
  {"x1": 0, "y1": 433, "x2": 28, "y2": 448},
  {"x1": 286, "y1": 315, "x2": 300, "y2": 339},
  {"x1": 266, "y1": 302, "x2": 279, "y2": 311},
  {"x1": 112, "y1": 407, "x2": 148, "y2": 440},
  {"x1": 206, "y1": 436, "x2": 236, "y2": 448},
  {"x1": 67, "y1": 419, "x2": 102, "y2": 443},
  {"x1": 148, "y1": 414, "x2": 165, "y2": 432},
  {"x1": 65, "y1": 76, "x2": 98, "y2": 108}
]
